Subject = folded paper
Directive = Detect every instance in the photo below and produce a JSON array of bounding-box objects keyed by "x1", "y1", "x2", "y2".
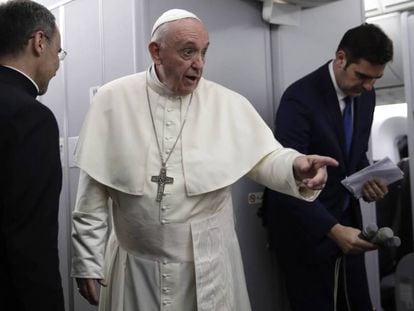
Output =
[{"x1": 341, "y1": 157, "x2": 404, "y2": 199}]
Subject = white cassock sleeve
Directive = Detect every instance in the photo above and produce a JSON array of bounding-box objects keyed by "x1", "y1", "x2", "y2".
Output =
[
  {"x1": 71, "y1": 170, "x2": 110, "y2": 279},
  {"x1": 247, "y1": 148, "x2": 319, "y2": 201}
]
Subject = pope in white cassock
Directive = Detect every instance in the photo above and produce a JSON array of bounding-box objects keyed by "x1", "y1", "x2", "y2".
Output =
[{"x1": 71, "y1": 8, "x2": 338, "y2": 311}]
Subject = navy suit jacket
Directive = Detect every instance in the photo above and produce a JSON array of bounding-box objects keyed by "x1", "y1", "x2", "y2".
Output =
[
  {"x1": 262, "y1": 62, "x2": 375, "y2": 263},
  {"x1": 0, "y1": 66, "x2": 64, "y2": 310}
]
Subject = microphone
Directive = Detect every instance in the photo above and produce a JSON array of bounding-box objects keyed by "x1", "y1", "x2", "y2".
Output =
[
  {"x1": 371, "y1": 227, "x2": 393, "y2": 244},
  {"x1": 359, "y1": 223, "x2": 378, "y2": 240},
  {"x1": 384, "y1": 236, "x2": 401, "y2": 248},
  {"x1": 359, "y1": 224, "x2": 401, "y2": 248}
]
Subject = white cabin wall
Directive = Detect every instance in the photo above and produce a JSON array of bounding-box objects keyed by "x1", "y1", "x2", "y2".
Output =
[{"x1": 271, "y1": 0, "x2": 364, "y2": 102}]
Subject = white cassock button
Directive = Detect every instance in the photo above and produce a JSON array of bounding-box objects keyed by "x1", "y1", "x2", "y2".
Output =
[{"x1": 166, "y1": 121, "x2": 172, "y2": 127}]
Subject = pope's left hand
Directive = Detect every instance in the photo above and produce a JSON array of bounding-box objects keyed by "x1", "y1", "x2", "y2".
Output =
[{"x1": 293, "y1": 155, "x2": 339, "y2": 190}]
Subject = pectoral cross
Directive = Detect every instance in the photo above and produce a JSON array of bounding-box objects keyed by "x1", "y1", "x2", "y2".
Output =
[{"x1": 151, "y1": 166, "x2": 174, "y2": 202}]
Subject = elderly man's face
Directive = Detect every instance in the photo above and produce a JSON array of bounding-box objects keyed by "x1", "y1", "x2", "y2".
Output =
[{"x1": 156, "y1": 19, "x2": 209, "y2": 96}]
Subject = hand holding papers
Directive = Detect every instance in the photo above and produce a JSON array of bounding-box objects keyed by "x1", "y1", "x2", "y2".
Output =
[{"x1": 341, "y1": 157, "x2": 404, "y2": 199}]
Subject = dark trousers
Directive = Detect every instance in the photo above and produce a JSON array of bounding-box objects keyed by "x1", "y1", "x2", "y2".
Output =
[{"x1": 277, "y1": 250, "x2": 372, "y2": 311}]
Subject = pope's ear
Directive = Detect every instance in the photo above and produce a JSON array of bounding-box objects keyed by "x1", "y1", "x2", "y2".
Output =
[{"x1": 148, "y1": 42, "x2": 161, "y2": 65}]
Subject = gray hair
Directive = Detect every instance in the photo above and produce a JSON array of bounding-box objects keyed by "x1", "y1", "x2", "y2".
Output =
[{"x1": 151, "y1": 22, "x2": 170, "y2": 45}]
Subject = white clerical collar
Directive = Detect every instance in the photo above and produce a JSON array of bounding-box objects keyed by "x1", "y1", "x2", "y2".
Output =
[
  {"x1": 3, "y1": 65, "x2": 40, "y2": 94},
  {"x1": 328, "y1": 60, "x2": 347, "y2": 102},
  {"x1": 149, "y1": 64, "x2": 176, "y2": 96}
]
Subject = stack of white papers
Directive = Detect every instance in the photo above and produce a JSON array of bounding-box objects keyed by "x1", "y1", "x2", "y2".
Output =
[{"x1": 341, "y1": 157, "x2": 404, "y2": 199}]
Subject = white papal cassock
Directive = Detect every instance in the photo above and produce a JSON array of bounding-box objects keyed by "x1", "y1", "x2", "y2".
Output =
[{"x1": 71, "y1": 66, "x2": 318, "y2": 311}]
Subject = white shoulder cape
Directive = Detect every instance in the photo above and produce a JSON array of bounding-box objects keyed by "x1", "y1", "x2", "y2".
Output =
[{"x1": 74, "y1": 69, "x2": 279, "y2": 196}]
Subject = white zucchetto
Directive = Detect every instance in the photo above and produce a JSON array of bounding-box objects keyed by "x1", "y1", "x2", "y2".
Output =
[{"x1": 151, "y1": 9, "x2": 200, "y2": 37}]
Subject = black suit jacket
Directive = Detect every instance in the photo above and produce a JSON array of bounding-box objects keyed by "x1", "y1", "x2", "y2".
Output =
[
  {"x1": 0, "y1": 66, "x2": 64, "y2": 310},
  {"x1": 263, "y1": 62, "x2": 375, "y2": 263}
]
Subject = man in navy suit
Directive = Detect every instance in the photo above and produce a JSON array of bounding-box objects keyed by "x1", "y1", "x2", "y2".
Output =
[
  {"x1": 262, "y1": 24, "x2": 393, "y2": 310},
  {"x1": 0, "y1": 1, "x2": 66, "y2": 310}
]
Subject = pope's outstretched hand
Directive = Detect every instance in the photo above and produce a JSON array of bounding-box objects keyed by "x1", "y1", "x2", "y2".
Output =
[{"x1": 293, "y1": 155, "x2": 339, "y2": 190}]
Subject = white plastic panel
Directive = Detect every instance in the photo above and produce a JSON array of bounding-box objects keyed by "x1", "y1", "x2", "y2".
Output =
[
  {"x1": 102, "y1": 0, "x2": 135, "y2": 82},
  {"x1": 64, "y1": 0, "x2": 101, "y2": 137},
  {"x1": 35, "y1": 0, "x2": 67, "y2": 7},
  {"x1": 367, "y1": 13, "x2": 404, "y2": 89},
  {"x1": 285, "y1": 0, "x2": 339, "y2": 6},
  {"x1": 365, "y1": 0, "x2": 414, "y2": 17},
  {"x1": 365, "y1": 0, "x2": 382, "y2": 11},
  {"x1": 383, "y1": 0, "x2": 414, "y2": 9},
  {"x1": 371, "y1": 103, "x2": 408, "y2": 162}
]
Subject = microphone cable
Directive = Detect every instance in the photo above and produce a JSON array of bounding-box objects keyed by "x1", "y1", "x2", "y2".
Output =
[
  {"x1": 342, "y1": 256, "x2": 352, "y2": 311},
  {"x1": 333, "y1": 255, "x2": 352, "y2": 311},
  {"x1": 333, "y1": 256, "x2": 341, "y2": 311}
]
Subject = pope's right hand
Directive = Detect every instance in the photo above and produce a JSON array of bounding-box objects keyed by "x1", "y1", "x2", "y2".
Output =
[{"x1": 76, "y1": 277, "x2": 107, "y2": 305}]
